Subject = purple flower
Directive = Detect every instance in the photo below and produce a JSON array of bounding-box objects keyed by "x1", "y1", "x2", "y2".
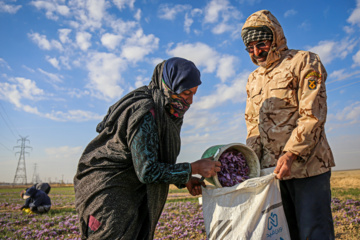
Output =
[{"x1": 217, "y1": 150, "x2": 250, "y2": 187}]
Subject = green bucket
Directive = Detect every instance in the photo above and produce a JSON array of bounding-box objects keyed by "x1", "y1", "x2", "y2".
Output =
[{"x1": 201, "y1": 143, "x2": 260, "y2": 188}]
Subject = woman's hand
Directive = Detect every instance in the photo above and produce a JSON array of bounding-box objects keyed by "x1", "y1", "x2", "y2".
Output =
[
  {"x1": 191, "y1": 157, "x2": 221, "y2": 178},
  {"x1": 185, "y1": 177, "x2": 206, "y2": 196}
]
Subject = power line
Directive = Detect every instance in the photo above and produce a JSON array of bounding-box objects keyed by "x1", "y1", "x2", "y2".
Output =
[
  {"x1": 0, "y1": 103, "x2": 19, "y2": 138},
  {"x1": 0, "y1": 142, "x2": 13, "y2": 152}
]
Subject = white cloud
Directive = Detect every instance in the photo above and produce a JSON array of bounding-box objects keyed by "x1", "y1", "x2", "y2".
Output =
[
  {"x1": 329, "y1": 69, "x2": 346, "y2": 80},
  {"x1": 151, "y1": 57, "x2": 165, "y2": 67},
  {"x1": 347, "y1": 0, "x2": 360, "y2": 26},
  {"x1": 67, "y1": 88, "x2": 90, "y2": 98},
  {"x1": 238, "y1": 0, "x2": 261, "y2": 5},
  {"x1": 0, "y1": 77, "x2": 44, "y2": 112},
  {"x1": 28, "y1": 32, "x2": 63, "y2": 51},
  {"x1": 66, "y1": 0, "x2": 105, "y2": 30},
  {"x1": 76, "y1": 31, "x2": 92, "y2": 51},
  {"x1": 167, "y1": 42, "x2": 239, "y2": 82},
  {"x1": 334, "y1": 101, "x2": 360, "y2": 124},
  {"x1": 113, "y1": 0, "x2": 135, "y2": 10},
  {"x1": 14, "y1": 77, "x2": 44, "y2": 100},
  {"x1": 184, "y1": 13, "x2": 193, "y2": 33},
  {"x1": 306, "y1": 38, "x2": 358, "y2": 64},
  {"x1": 58, "y1": 28, "x2": 72, "y2": 44},
  {"x1": 0, "y1": 58, "x2": 11, "y2": 70},
  {"x1": 87, "y1": 0, "x2": 106, "y2": 21},
  {"x1": 192, "y1": 73, "x2": 248, "y2": 110},
  {"x1": 352, "y1": 50, "x2": 360, "y2": 67},
  {"x1": 30, "y1": 0, "x2": 70, "y2": 20},
  {"x1": 299, "y1": 20, "x2": 311, "y2": 31},
  {"x1": 134, "y1": 75, "x2": 149, "y2": 89},
  {"x1": 38, "y1": 68, "x2": 63, "y2": 83},
  {"x1": 184, "y1": 8, "x2": 202, "y2": 34},
  {"x1": 22, "y1": 105, "x2": 41, "y2": 114},
  {"x1": 212, "y1": 22, "x2": 233, "y2": 34},
  {"x1": 108, "y1": 17, "x2": 138, "y2": 34},
  {"x1": 45, "y1": 146, "x2": 83, "y2": 159},
  {"x1": 158, "y1": 4, "x2": 190, "y2": 20},
  {"x1": 134, "y1": 9, "x2": 141, "y2": 21},
  {"x1": 44, "y1": 109, "x2": 103, "y2": 122},
  {"x1": 203, "y1": 0, "x2": 242, "y2": 35},
  {"x1": 167, "y1": 42, "x2": 219, "y2": 73},
  {"x1": 121, "y1": 29, "x2": 159, "y2": 62},
  {"x1": 204, "y1": 0, "x2": 226, "y2": 23},
  {"x1": 343, "y1": 26, "x2": 354, "y2": 34},
  {"x1": 284, "y1": 9, "x2": 297, "y2": 18},
  {"x1": 101, "y1": 33, "x2": 123, "y2": 50},
  {"x1": 46, "y1": 56, "x2": 60, "y2": 70},
  {"x1": 0, "y1": 1, "x2": 22, "y2": 14},
  {"x1": 86, "y1": 52, "x2": 127, "y2": 100},
  {"x1": 0, "y1": 74, "x2": 117, "y2": 121},
  {"x1": 216, "y1": 55, "x2": 238, "y2": 82}
]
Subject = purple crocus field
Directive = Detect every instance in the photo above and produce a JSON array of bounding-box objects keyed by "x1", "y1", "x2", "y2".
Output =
[{"x1": 0, "y1": 184, "x2": 359, "y2": 239}]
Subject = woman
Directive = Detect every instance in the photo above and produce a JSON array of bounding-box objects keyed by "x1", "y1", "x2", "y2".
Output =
[{"x1": 74, "y1": 57, "x2": 221, "y2": 239}]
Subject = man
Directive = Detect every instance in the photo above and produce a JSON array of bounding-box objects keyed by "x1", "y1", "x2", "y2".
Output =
[
  {"x1": 20, "y1": 185, "x2": 51, "y2": 214},
  {"x1": 241, "y1": 10, "x2": 335, "y2": 240}
]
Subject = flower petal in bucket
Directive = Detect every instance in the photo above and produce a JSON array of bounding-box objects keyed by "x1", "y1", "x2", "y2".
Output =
[{"x1": 217, "y1": 149, "x2": 250, "y2": 187}]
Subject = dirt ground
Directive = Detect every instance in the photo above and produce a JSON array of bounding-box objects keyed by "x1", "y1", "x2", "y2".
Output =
[{"x1": 331, "y1": 169, "x2": 360, "y2": 189}]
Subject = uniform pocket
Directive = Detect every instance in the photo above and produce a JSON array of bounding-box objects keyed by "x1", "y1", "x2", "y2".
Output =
[{"x1": 269, "y1": 77, "x2": 298, "y2": 109}]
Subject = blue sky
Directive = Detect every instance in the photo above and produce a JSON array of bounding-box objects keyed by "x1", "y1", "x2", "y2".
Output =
[{"x1": 1, "y1": 0, "x2": 360, "y2": 184}]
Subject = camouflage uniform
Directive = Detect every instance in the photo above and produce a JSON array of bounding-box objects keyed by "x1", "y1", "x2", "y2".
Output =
[
  {"x1": 242, "y1": 10, "x2": 335, "y2": 240},
  {"x1": 243, "y1": 10, "x2": 335, "y2": 180}
]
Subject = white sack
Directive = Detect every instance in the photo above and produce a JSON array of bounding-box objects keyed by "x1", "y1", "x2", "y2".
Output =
[{"x1": 202, "y1": 172, "x2": 290, "y2": 240}]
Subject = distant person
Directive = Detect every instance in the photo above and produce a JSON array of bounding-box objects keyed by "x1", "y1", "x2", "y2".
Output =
[
  {"x1": 74, "y1": 57, "x2": 221, "y2": 239},
  {"x1": 34, "y1": 182, "x2": 51, "y2": 194},
  {"x1": 241, "y1": 10, "x2": 335, "y2": 240},
  {"x1": 20, "y1": 186, "x2": 51, "y2": 214}
]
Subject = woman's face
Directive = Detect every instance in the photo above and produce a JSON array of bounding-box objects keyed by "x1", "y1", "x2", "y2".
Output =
[{"x1": 179, "y1": 86, "x2": 198, "y2": 105}]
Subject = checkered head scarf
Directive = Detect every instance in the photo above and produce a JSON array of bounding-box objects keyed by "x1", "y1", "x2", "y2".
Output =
[{"x1": 241, "y1": 26, "x2": 273, "y2": 46}]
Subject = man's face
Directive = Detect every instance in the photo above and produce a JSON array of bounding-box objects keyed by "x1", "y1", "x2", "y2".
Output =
[{"x1": 246, "y1": 40, "x2": 272, "y2": 67}]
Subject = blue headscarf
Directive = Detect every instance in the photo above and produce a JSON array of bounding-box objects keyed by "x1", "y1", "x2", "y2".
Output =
[{"x1": 162, "y1": 57, "x2": 201, "y2": 94}]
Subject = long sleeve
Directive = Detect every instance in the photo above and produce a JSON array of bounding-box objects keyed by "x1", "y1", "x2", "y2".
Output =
[
  {"x1": 283, "y1": 52, "x2": 328, "y2": 160},
  {"x1": 130, "y1": 112, "x2": 191, "y2": 185},
  {"x1": 23, "y1": 198, "x2": 31, "y2": 208}
]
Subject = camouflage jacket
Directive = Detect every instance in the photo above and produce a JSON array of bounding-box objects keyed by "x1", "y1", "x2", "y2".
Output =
[{"x1": 243, "y1": 10, "x2": 335, "y2": 179}]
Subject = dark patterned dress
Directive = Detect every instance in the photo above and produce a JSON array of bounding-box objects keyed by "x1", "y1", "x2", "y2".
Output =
[
  {"x1": 74, "y1": 61, "x2": 191, "y2": 240},
  {"x1": 131, "y1": 112, "x2": 191, "y2": 185}
]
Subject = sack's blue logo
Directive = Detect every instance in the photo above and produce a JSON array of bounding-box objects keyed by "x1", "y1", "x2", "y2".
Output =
[{"x1": 267, "y1": 212, "x2": 278, "y2": 230}]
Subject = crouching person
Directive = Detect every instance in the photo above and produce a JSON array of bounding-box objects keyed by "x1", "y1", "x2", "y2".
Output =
[{"x1": 20, "y1": 186, "x2": 51, "y2": 214}]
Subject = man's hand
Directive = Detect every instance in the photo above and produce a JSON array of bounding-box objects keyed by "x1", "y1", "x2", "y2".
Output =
[
  {"x1": 185, "y1": 177, "x2": 206, "y2": 196},
  {"x1": 191, "y1": 157, "x2": 221, "y2": 178},
  {"x1": 274, "y1": 152, "x2": 297, "y2": 180}
]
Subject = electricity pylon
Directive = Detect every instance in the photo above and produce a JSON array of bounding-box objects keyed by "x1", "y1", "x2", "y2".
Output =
[
  {"x1": 13, "y1": 136, "x2": 32, "y2": 185},
  {"x1": 32, "y1": 163, "x2": 40, "y2": 184}
]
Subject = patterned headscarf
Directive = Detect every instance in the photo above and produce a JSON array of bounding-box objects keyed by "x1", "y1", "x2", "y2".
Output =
[{"x1": 241, "y1": 26, "x2": 273, "y2": 46}]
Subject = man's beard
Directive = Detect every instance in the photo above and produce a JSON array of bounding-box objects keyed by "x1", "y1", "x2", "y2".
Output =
[{"x1": 253, "y1": 51, "x2": 268, "y2": 67}]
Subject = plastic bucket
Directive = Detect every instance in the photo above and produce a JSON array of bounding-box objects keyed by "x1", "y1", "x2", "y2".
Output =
[{"x1": 201, "y1": 143, "x2": 260, "y2": 188}]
